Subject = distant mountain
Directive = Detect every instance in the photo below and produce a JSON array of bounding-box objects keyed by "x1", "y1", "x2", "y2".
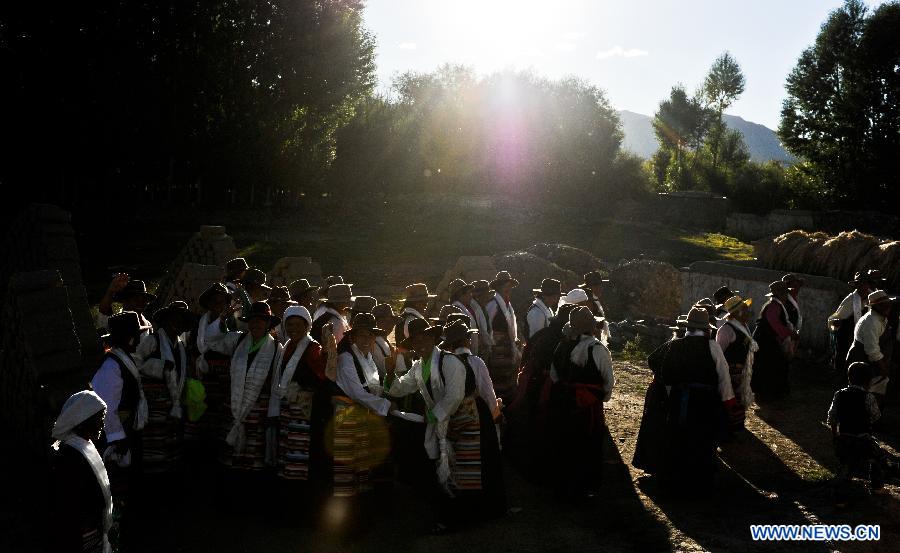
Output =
[{"x1": 617, "y1": 109, "x2": 796, "y2": 164}]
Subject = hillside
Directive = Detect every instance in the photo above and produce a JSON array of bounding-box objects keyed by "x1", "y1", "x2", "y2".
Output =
[{"x1": 618, "y1": 110, "x2": 796, "y2": 163}]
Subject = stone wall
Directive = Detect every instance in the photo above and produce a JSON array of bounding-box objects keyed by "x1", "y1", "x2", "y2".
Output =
[
  {"x1": 727, "y1": 209, "x2": 900, "y2": 241},
  {"x1": 680, "y1": 260, "x2": 850, "y2": 352}
]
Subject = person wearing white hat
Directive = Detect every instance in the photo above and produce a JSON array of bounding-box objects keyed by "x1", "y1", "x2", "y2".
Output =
[
  {"x1": 548, "y1": 306, "x2": 615, "y2": 500},
  {"x1": 655, "y1": 307, "x2": 737, "y2": 489},
  {"x1": 267, "y1": 305, "x2": 332, "y2": 485},
  {"x1": 847, "y1": 290, "x2": 899, "y2": 405},
  {"x1": 47, "y1": 390, "x2": 112, "y2": 553},
  {"x1": 715, "y1": 296, "x2": 758, "y2": 430}
]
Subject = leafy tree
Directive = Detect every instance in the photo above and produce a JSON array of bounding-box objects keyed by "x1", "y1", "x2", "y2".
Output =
[
  {"x1": 652, "y1": 85, "x2": 713, "y2": 190},
  {"x1": 779, "y1": 0, "x2": 900, "y2": 210},
  {"x1": 703, "y1": 52, "x2": 746, "y2": 170}
]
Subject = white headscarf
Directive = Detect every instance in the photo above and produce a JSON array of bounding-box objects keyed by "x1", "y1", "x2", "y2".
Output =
[{"x1": 51, "y1": 391, "x2": 113, "y2": 553}]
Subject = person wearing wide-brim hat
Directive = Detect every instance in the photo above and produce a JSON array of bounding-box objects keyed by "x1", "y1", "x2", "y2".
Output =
[
  {"x1": 547, "y1": 305, "x2": 614, "y2": 500},
  {"x1": 47, "y1": 390, "x2": 111, "y2": 553},
  {"x1": 240, "y1": 268, "x2": 272, "y2": 303},
  {"x1": 715, "y1": 296, "x2": 758, "y2": 431},
  {"x1": 469, "y1": 280, "x2": 495, "y2": 357},
  {"x1": 134, "y1": 301, "x2": 196, "y2": 472},
  {"x1": 780, "y1": 274, "x2": 805, "y2": 339},
  {"x1": 385, "y1": 316, "x2": 469, "y2": 530},
  {"x1": 829, "y1": 269, "x2": 885, "y2": 375},
  {"x1": 448, "y1": 279, "x2": 482, "y2": 357},
  {"x1": 225, "y1": 257, "x2": 250, "y2": 283},
  {"x1": 195, "y1": 283, "x2": 234, "y2": 378},
  {"x1": 266, "y1": 304, "x2": 330, "y2": 484},
  {"x1": 310, "y1": 283, "x2": 354, "y2": 346},
  {"x1": 316, "y1": 276, "x2": 350, "y2": 318},
  {"x1": 267, "y1": 286, "x2": 298, "y2": 345},
  {"x1": 846, "y1": 290, "x2": 898, "y2": 408},
  {"x1": 328, "y1": 312, "x2": 394, "y2": 496},
  {"x1": 394, "y1": 283, "x2": 437, "y2": 346},
  {"x1": 97, "y1": 275, "x2": 155, "y2": 338},
  {"x1": 527, "y1": 278, "x2": 562, "y2": 339},
  {"x1": 712, "y1": 286, "x2": 741, "y2": 325},
  {"x1": 367, "y1": 304, "x2": 398, "y2": 377},
  {"x1": 579, "y1": 271, "x2": 609, "y2": 318},
  {"x1": 485, "y1": 271, "x2": 521, "y2": 399},
  {"x1": 652, "y1": 306, "x2": 737, "y2": 488},
  {"x1": 202, "y1": 300, "x2": 284, "y2": 472},
  {"x1": 350, "y1": 295, "x2": 378, "y2": 320},
  {"x1": 436, "y1": 320, "x2": 506, "y2": 518},
  {"x1": 223, "y1": 259, "x2": 253, "y2": 326},
  {"x1": 90, "y1": 311, "x2": 152, "y2": 530},
  {"x1": 751, "y1": 281, "x2": 797, "y2": 401},
  {"x1": 288, "y1": 279, "x2": 319, "y2": 313}
]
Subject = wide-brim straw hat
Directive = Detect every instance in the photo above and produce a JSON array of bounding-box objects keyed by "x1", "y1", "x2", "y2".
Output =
[
  {"x1": 489, "y1": 271, "x2": 519, "y2": 290},
  {"x1": 718, "y1": 295, "x2": 752, "y2": 318},
  {"x1": 325, "y1": 283, "x2": 355, "y2": 305},
  {"x1": 404, "y1": 283, "x2": 437, "y2": 303},
  {"x1": 471, "y1": 280, "x2": 492, "y2": 295},
  {"x1": 448, "y1": 278, "x2": 475, "y2": 300},
  {"x1": 685, "y1": 306, "x2": 713, "y2": 330},
  {"x1": 238, "y1": 301, "x2": 281, "y2": 326},
  {"x1": 319, "y1": 275, "x2": 351, "y2": 298},
  {"x1": 868, "y1": 290, "x2": 898, "y2": 307}
]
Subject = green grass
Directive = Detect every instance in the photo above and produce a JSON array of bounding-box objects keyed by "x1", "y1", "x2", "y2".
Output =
[{"x1": 678, "y1": 232, "x2": 754, "y2": 261}]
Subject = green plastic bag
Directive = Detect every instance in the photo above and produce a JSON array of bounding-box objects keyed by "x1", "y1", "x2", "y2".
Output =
[{"x1": 185, "y1": 378, "x2": 207, "y2": 422}]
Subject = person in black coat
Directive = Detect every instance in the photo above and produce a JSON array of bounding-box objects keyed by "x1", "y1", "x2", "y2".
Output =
[{"x1": 47, "y1": 390, "x2": 113, "y2": 553}]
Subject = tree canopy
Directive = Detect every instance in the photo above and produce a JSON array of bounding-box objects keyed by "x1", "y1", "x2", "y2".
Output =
[{"x1": 779, "y1": 0, "x2": 900, "y2": 210}]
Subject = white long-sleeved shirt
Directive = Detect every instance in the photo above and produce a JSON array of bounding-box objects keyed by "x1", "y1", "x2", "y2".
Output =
[
  {"x1": 526, "y1": 299, "x2": 554, "y2": 338},
  {"x1": 830, "y1": 291, "x2": 866, "y2": 324},
  {"x1": 336, "y1": 348, "x2": 390, "y2": 416},
  {"x1": 549, "y1": 336, "x2": 616, "y2": 402},
  {"x1": 387, "y1": 347, "x2": 466, "y2": 459},
  {"x1": 852, "y1": 310, "x2": 897, "y2": 363},
  {"x1": 91, "y1": 356, "x2": 130, "y2": 442},
  {"x1": 453, "y1": 347, "x2": 501, "y2": 418}
]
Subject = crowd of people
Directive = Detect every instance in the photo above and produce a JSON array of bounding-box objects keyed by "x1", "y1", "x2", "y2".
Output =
[{"x1": 45, "y1": 259, "x2": 899, "y2": 552}]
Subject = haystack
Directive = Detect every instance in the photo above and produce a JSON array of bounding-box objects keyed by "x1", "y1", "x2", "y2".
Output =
[
  {"x1": 491, "y1": 252, "x2": 581, "y2": 312},
  {"x1": 811, "y1": 230, "x2": 882, "y2": 282},
  {"x1": 606, "y1": 259, "x2": 681, "y2": 320},
  {"x1": 525, "y1": 243, "x2": 604, "y2": 277}
]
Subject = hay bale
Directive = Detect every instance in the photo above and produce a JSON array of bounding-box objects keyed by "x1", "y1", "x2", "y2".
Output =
[
  {"x1": 811, "y1": 230, "x2": 882, "y2": 282},
  {"x1": 875, "y1": 241, "x2": 900, "y2": 288},
  {"x1": 769, "y1": 230, "x2": 816, "y2": 272},
  {"x1": 606, "y1": 259, "x2": 682, "y2": 320},
  {"x1": 525, "y1": 243, "x2": 604, "y2": 276}
]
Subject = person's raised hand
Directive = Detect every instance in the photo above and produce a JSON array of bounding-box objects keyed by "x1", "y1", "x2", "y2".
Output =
[{"x1": 108, "y1": 273, "x2": 130, "y2": 294}]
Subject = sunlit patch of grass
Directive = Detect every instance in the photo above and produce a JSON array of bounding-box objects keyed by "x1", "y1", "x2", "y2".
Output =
[{"x1": 678, "y1": 232, "x2": 754, "y2": 261}]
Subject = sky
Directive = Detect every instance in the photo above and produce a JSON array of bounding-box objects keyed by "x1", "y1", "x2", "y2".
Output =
[{"x1": 363, "y1": 0, "x2": 886, "y2": 129}]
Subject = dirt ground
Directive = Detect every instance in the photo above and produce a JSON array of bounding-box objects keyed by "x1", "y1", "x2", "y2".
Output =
[{"x1": 121, "y1": 356, "x2": 899, "y2": 553}]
